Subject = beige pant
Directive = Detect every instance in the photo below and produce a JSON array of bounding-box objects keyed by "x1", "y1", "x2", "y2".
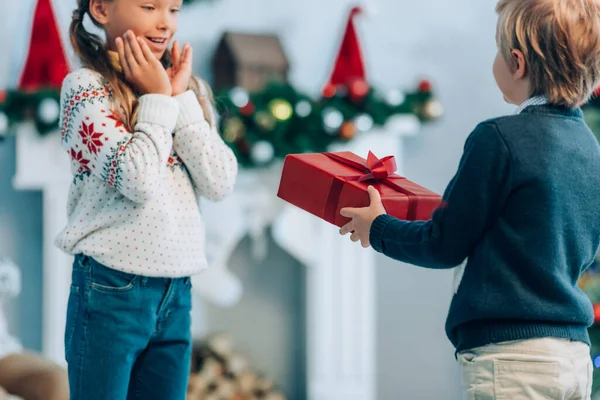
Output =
[{"x1": 458, "y1": 338, "x2": 592, "y2": 400}]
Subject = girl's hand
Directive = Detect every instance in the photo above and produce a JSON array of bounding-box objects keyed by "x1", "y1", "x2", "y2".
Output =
[
  {"x1": 167, "y1": 40, "x2": 193, "y2": 96},
  {"x1": 115, "y1": 31, "x2": 172, "y2": 96}
]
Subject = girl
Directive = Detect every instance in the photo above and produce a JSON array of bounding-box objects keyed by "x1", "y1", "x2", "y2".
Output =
[{"x1": 57, "y1": 0, "x2": 238, "y2": 398}]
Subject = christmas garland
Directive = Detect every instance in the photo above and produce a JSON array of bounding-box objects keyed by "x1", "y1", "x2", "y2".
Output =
[
  {"x1": 0, "y1": 79, "x2": 442, "y2": 170},
  {"x1": 215, "y1": 79, "x2": 442, "y2": 168},
  {"x1": 0, "y1": 89, "x2": 60, "y2": 137}
]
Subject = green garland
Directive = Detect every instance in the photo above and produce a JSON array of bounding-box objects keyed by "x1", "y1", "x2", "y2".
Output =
[
  {"x1": 0, "y1": 89, "x2": 61, "y2": 137},
  {"x1": 0, "y1": 79, "x2": 442, "y2": 171},
  {"x1": 215, "y1": 79, "x2": 442, "y2": 168}
]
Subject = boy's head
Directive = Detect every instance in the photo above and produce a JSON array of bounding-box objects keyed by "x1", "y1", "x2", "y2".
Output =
[{"x1": 494, "y1": 0, "x2": 600, "y2": 108}]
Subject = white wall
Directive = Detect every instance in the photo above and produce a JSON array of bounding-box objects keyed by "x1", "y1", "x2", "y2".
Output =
[{"x1": 0, "y1": 0, "x2": 515, "y2": 398}]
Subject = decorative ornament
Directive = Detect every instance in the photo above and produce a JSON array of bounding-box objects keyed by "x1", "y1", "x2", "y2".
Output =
[
  {"x1": 0, "y1": 113, "x2": 8, "y2": 137},
  {"x1": 322, "y1": 107, "x2": 344, "y2": 134},
  {"x1": 223, "y1": 117, "x2": 245, "y2": 143},
  {"x1": 322, "y1": 83, "x2": 337, "y2": 98},
  {"x1": 212, "y1": 32, "x2": 290, "y2": 92},
  {"x1": 418, "y1": 79, "x2": 432, "y2": 93},
  {"x1": 239, "y1": 102, "x2": 255, "y2": 116},
  {"x1": 322, "y1": 6, "x2": 366, "y2": 94},
  {"x1": 385, "y1": 89, "x2": 405, "y2": 106},
  {"x1": 295, "y1": 100, "x2": 312, "y2": 117},
  {"x1": 254, "y1": 111, "x2": 276, "y2": 131},
  {"x1": 250, "y1": 140, "x2": 275, "y2": 165},
  {"x1": 18, "y1": 0, "x2": 70, "y2": 91},
  {"x1": 229, "y1": 87, "x2": 250, "y2": 108},
  {"x1": 339, "y1": 121, "x2": 356, "y2": 140},
  {"x1": 236, "y1": 138, "x2": 251, "y2": 154},
  {"x1": 348, "y1": 78, "x2": 369, "y2": 102},
  {"x1": 354, "y1": 113, "x2": 374, "y2": 132},
  {"x1": 268, "y1": 99, "x2": 293, "y2": 121},
  {"x1": 423, "y1": 99, "x2": 444, "y2": 119},
  {"x1": 37, "y1": 97, "x2": 60, "y2": 124}
]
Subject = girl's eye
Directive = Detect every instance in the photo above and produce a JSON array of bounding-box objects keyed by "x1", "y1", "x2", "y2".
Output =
[
  {"x1": 171, "y1": 8, "x2": 180, "y2": 13},
  {"x1": 142, "y1": 6, "x2": 155, "y2": 11}
]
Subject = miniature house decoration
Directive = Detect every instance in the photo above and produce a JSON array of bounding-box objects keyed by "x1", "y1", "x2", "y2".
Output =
[{"x1": 212, "y1": 32, "x2": 290, "y2": 92}]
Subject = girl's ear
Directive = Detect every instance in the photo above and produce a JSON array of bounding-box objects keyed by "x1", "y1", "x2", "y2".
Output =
[{"x1": 89, "y1": 0, "x2": 110, "y2": 25}]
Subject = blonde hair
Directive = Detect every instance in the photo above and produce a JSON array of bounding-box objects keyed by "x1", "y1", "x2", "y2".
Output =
[
  {"x1": 69, "y1": 0, "x2": 214, "y2": 131},
  {"x1": 496, "y1": 0, "x2": 600, "y2": 107}
]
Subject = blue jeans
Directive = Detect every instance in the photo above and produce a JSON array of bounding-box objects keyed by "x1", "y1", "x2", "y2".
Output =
[{"x1": 65, "y1": 254, "x2": 192, "y2": 400}]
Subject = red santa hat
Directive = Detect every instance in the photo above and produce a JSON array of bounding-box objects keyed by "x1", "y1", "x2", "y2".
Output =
[
  {"x1": 18, "y1": 0, "x2": 70, "y2": 91},
  {"x1": 322, "y1": 6, "x2": 368, "y2": 99}
]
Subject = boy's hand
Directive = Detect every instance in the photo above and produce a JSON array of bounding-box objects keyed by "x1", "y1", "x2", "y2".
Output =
[
  {"x1": 167, "y1": 41, "x2": 193, "y2": 96},
  {"x1": 339, "y1": 186, "x2": 386, "y2": 248}
]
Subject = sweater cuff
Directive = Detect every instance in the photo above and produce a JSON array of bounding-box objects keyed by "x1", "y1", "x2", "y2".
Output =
[
  {"x1": 370, "y1": 214, "x2": 395, "y2": 253},
  {"x1": 174, "y1": 90, "x2": 206, "y2": 131},
  {"x1": 137, "y1": 94, "x2": 179, "y2": 131}
]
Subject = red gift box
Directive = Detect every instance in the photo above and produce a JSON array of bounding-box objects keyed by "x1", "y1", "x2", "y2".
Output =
[{"x1": 277, "y1": 151, "x2": 443, "y2": 227}]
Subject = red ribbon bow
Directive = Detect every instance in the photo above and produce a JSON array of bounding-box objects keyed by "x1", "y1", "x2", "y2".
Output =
[
  {"x1": 358, "y1": 151, "x2": 397, "y2": 181},
  {"x1": 324, "y1": 151, "x2": 400, "y2": 183},
  {"x1": 323, "y1": 151, "x2": 419, "y2": 222}
]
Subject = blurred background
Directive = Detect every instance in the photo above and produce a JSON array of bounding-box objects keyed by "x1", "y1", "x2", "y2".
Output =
[{"x1": 1, "y1": 0, "x2": 598, "y2": 399}]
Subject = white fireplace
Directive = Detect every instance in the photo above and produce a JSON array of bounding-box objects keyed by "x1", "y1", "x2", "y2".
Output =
[{"x1": 12, "y1": 114, "x2": 420, "y2": 400}]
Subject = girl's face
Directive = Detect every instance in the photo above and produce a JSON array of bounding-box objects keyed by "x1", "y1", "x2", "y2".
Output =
[{"x1": 91, "y1": 0, "x2": 182, "y2": 59}]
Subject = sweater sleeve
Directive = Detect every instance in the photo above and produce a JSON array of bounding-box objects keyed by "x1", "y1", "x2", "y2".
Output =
[
  {"x1": 369, "y1": 122, "x2": 513, "y2": 268},
  {"x1": 171, "y1": 86, "x2": 238, "y2": 201},
  {"x1": 59, "y1": 69, "x2": 179, "y2": 203}
]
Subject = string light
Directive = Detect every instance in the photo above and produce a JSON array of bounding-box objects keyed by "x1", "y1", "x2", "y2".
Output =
[
  {"x1": 295, "y1": 101, "x2": 312, "y2": 118},
  {"x1": 229, "y1": 87, "x2": 250, "y2": 108},
  {"x1": 269, "y1": 99, "x2": 293, "y2": 121},
  {"x1": 322, "y1": 108, "x2": 344, "y2": 134}
]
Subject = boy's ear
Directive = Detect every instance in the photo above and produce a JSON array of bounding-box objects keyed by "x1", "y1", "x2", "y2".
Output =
[
  {"x1": 89, "y1": 0, "x2": 110, "y2": 25},
  {"x1": 511, "y1": 49, "x2": 527, "y2": 80}
]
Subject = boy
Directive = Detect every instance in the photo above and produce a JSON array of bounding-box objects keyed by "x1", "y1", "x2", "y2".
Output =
[{"x1": 340, "y1": 0, "x2": 600, "y2": 397}]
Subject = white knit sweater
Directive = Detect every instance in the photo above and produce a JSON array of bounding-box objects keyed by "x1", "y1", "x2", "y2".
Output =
[{"x1": 55, "y1": 68, "x2": 238, "y2": 277}]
